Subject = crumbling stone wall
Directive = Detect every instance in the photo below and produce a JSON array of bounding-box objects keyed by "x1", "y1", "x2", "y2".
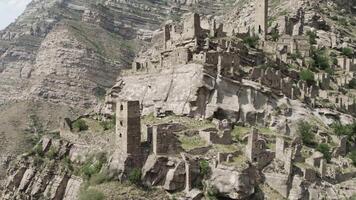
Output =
[
  {"x1": 199, "y1": 128, "x2": 232, "y2": 145},
  {"x1": 152, "y1": 124, "x2": 181, "y2": 156}
]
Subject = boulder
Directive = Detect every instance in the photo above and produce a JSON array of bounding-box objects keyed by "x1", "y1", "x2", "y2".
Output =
[
  {"x1": 142, "y1": 155, "x2": 170, "y2": 186},
  {"x1": 164, "y1": 161, "x2": 186, "y2": 191},
  {"x1": 207, "y1": 165, "x2": 256, "y2": 199}
]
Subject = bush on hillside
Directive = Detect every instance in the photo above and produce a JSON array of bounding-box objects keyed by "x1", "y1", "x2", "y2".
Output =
[
  {"x1": 73, "y1": 119, "x2": 89, "y2": 132},
  {"x1": 341, "y1": 47, "x2": 353, "y2": 58},
  {"x1": 128, "y1": 168, "x2": 142, "y2": 185},
  {"x1": 243, "y1": 35, "x2": 259, "y2": 48},
  {"x1": 297, "y1": 121, "x2": 315, "y2": 146},
  {"x1": 299, "y1": 69, "x2": 315, "y2": 85},
  {"x1": 79, "y1": 188, "x2": 105, "y2": 200},
  {"x1": 316, "y1": 143, "x2": 331, "y2": 162}
]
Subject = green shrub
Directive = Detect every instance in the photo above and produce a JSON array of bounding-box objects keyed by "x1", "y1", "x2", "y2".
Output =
[
  {"x1": 325, "y1": 67, "x2": 334, "y2": 75},
  {"x1": 79, "y1": 188, "x2": 105, "y2": 200},
  {"x1": 72, "y1": 119, "x2": 89, "y2": 132},
  {"x1": 100, "y1": 117, "x2": 116, "y2": 131},
  {"x1": 297, "y1": 121, "x2": 315, "y2": 145},
  {"x1": 33, "y1": 156, "x2": 44, "y2": 167},
  {"x1": 243, "y1": 35, "x2": 259, "y2": 48},
  {"x1": 316, "y1": 143, "x2": 331, "y2": 162},
  {"x1": 330, "y1": 15, "x2": 338, "y2": 21},
  {"x1": 331, "y1": 122, "x2": 356, "y2": 143},
  {"x1": 206, "y1": 184, "x2": 219, "y2": 200},
  {"x1": 199, "y1": 160, "x2": 210, "y2": 178},
  {"x1": 341, "y1": 47, "x2": 353, "y2": 58},
  {"x1": 290, "y1": 52, "x2": 302, "y2": 60},
  {"x1": 62, "y1": 156, "x2": 74, "y2": 171},
  {"x1": 81, "y1": 153, "x2": 107, "y2": 179},
  {"x1": 93, "y1": 86, "x2": 106, "y2": 99},
  {"x1": 310, "y1": 48, "x2": 330, "y2": 70},
  {"x1": 348, "y1": 79, "x2": 356, "y2": 89},
  {"x1": 338, "y1": 17, "x2": 348, "y2": 26},
  {"x1": 270, "y1": 28, "x2": 280, "y2": 42},
  {"x1": 349, "y1": 151, "x2": 356, "y2": 166},
  {"x1": 299, "y1": 69, "x2": 315, "y2": 85},
  {"x1": 128, "y1": 168, "x2": 142, "y2": 185},
  {"x1": 332, "y1": 122, "x2": 352, "y2": 136},
  {"x1": 89, "y1": 170, "x2": 111, "y2": 185},
  {"x1": 46, "y1": 147, "x2": 57, "y2": 159},
  {"x1": 306, "y1": 30, "x2": 317, "y2": 45},
  {"x1": 33, "y1": 144, "x2": 44, "y2": 157}
]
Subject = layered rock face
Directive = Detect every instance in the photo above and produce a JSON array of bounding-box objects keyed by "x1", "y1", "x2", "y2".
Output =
[
  {"x1": 27, "y1": 25, "x2": 121, "y2": 108},
  {"x1": 1, "y1": 137, "x2": 83, "y2": 200}
]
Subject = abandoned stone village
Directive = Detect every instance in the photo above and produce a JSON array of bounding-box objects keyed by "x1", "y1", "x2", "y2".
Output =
[{"x1": 1, "y1": 0, "x2": 356, "y2": 199}]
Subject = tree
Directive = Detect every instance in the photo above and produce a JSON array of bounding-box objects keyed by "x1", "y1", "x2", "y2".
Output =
[
  {"x1": 349, "y1": 150, "x2": 356, "y2": 166},
  {"x1": 306, "y1": 30, "x2": 317, "y2": 45},
  {"x1": 243, "y1": 35, "x2": 259, "y2": 48},
  {"x1": 299, "y1": 69, "x2": 315, "y2": 85},
  {"x1": 317, "y1": 143, "x2": 331, "y2": 162},
  {"x1": 341, "y1": 47, "x2": 354, "y2": 58},
  {"x1": 297, "y1": 121, "x2": 315, "y2": 145},
  {"x1": 310, "y1": 48, "x2": 330, "y2": 70},
  {"x1": 199, "y1": 160, "x2": 210, "y2": 178},
  {"x1": 72, "y1": 119, "x2": 89, "y2": 132},
  {"x1": 270, "y1": 28, "x2": 280, "y2": 42},
  {"x1": 331, "y1": 122, "x2": 356, "y2": 143}
]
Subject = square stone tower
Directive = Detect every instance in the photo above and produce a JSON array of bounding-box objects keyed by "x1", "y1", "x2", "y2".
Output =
[
  {"x1": 116, "y1": 100, "x2": 141, "y2": 155},
  {"x1": 182, "y1": 13, "x2": 202, "y2": 40},
  {"x1": 255, "y1": 0, "x2": 268, "y2": 39}
]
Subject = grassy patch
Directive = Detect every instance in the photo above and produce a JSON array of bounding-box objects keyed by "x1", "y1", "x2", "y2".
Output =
[
  {"x1": 128, "y1": 168, "x2": 142, "y2": 185},
  {"x1": 231, "y1": 126, "x2": 250, "y2": 142},
  {"x1": 224, "y1": 155, "x2": 249, "y2": 169},
  {"x1": 213, "y1": 144, "x2": 240, "y2": 153},
  {"x1": 179, "y1": 135, "x2": 207, "y2": 151},
  {"x1": 95, "y1": 181, "x2": 170, "y2": 199},
  {"x1": 349, "y1": 150, "x2": 356, "y2": 166},
  {"x1": 79, "y1": 188, "x2": 105, "y2": 200},
  {"x1": 142, "y1": 114, "x2": 214, "y2": 130},
  {"x1": 100, "y1": 116, "x2": 116, "y2": 131}
]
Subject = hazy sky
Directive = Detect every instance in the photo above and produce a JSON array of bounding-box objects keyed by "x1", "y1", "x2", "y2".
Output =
[{"x1": 0, "y1": 0, "x2": 32, "y2": 30}]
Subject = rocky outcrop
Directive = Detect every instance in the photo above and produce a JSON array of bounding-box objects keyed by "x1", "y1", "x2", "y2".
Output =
[
  {"x1": 142, "y1": 155, "x2": 170, "y2": 186},
  {"x1": 1, "y1": 137, "x2": 82, "y2": 200},
  {"x1": 164, "y1": 161, "x2": 186, "y2": 191},
  {"x1": 27, "y1": 25, "x2": 122, "y2": 108},
  {"x1": 207, "y1": 165, "x2": 257, "y2": 199}
]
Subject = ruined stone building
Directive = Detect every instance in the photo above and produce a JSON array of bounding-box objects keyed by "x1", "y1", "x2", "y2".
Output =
[
  {"x1": 245, "y1": 128, "x2": 274, "y2": 168},
  {"x1": 131, "y1": 13, "x2": 241, "y2": 78}
]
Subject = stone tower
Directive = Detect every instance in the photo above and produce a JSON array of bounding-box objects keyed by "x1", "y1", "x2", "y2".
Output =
[
  {"x1": 113, "y1": 100, "x2": 143, "y2": 179},
  {"x1": 255, "y1": 0, "x2": 268, "y2": 39},
  {"x1": 246, "y1": 128, "x2": 259, "y2": 162},
  {"x1": 164, "y1": 24, "x2": 171, "y2": 50},
  {"x1": 182, "y1": 13, "x2": 202, "y2": 40},
  {"x1": 116, "y1": 100, "x2": 141, "y2": 156}
]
